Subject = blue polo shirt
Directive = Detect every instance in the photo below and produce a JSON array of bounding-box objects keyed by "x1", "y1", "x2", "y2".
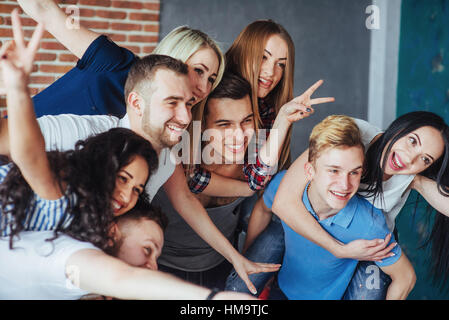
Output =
[
  {"x1": 263, "y1": 171, "x2": 402, "y2": 300},
  {"x1": 33, "y1": 35, "x2": 137, "y2": 117}
]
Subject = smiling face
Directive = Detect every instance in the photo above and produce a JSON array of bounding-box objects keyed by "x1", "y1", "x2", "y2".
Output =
[
  {"x1": 115, "y1": 219, "x2": 164, "y2": 270},
  {"x1": 382, "y1": 126, "x2": 445, "y2": 178},
  {"x1": 257, "y1": 34, "x2": 288, "y2": 99},
  {"x1": 140, "y1": 69, "x2": 195, "y2": 149},
  {"x1": 204, "y1": 95, "x2": 255, "y2": 164},
  {"x1": 112, "y1": 155, "x2": 149, "y2": 217},
  {"x1": 186, "y1": 46, "x2": 220, "y2": 103},
  {"x1": 306, "y1": 146, "x2": 364, "y2": 216}
]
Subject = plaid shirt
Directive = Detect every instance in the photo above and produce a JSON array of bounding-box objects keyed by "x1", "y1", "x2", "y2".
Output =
[
  {"x1": 188, "y1": 99, "x2": 278, "y2": 194},
  {"x1": 188, "y1": 147, "x2": 276, "y2": 194},
  {"x1": 259, "y1": 98, "x2": 276, "y2": 131}
]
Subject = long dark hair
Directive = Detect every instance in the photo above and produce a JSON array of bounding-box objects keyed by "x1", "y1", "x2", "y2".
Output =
[
  {"x1": 361, "y1": 111, "x2": 449, "y2": 284},
  {"x1": 0, "y1": 128, "x2": 158, "y2": 250}
]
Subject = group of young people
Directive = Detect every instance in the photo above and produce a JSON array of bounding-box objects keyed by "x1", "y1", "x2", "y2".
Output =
[{"x1": 0, "y1": 0, "x2": 448, "y2": 300}]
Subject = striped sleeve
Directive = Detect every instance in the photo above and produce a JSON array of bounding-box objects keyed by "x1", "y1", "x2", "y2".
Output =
[{"x1": 0, "y1": 171, "x2": 75, "y2": 237}]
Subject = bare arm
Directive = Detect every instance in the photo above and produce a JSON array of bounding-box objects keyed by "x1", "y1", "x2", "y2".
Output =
[
  {"x1": 271, "y1": 149, "x2": 342, "y2": 253},
  {"x1": 243, "y1": 197, "x2": 273, "y2": 253},
  {"x1": 17, "y1": 0, "x2": 98, "y2": 59},
  {"x1": 258, "y1": 80, "x2": 334, "y2": 167},
  {"x1": 164, "y1": 164, "x2": 280, "y2": 294},
  {"x1": 411, "y1": 174, "x2": 449, "y2": 217},
  {"x1": 1, "y1": 10, "x2": 62, "y2": 200},
  {"x1": 0, "y1": 118, "x2": 9, "y2": 157},
  {"x1": 272, "y1": 149, "x2": 395, "y2": 261},
  {"x1": 201, "y1": 171, "x2": 254, "y2": 197},
  {"x1": 380, "y1": 254, "x2": 416, "y2": 300},
  {"x1": 67, "y1": 249, "x2": 256, "y2": 300},
  {"x1": 201, "y1": 80, "x2": 334, "y2": 197}
]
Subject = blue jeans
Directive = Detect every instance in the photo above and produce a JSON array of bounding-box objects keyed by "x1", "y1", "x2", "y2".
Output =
[
  {"x1": 342, "y1": 261, "x2": 392, "y2": 300},
  {"x1": 237, "y1": 193, "x2": 259, "y2": 233},
  {"x1": 225, "y1": 216, "x2": 285, "y2": 296}
]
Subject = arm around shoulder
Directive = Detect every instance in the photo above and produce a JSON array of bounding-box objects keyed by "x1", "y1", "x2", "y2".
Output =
[{"x1": 271, "y1": 150, "x2": 344, "y2": 257}]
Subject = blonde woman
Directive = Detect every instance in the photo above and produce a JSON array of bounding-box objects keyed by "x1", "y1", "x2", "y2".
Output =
[{"x1": 154, "y1": 26, "x2": 225, "y2": 104}]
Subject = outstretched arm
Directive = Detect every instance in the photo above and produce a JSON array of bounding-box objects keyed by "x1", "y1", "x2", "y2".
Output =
[
  {"x1": 411, "y1": 174, "x2": 449, "y2": 217},
  {"x1": 67, "y1": 249, "x2": 256, "y2": 300},
  {"x1": 1, "y1": 10, "x2": 63, "y2": 200},
  {"x1": 164, "y1": 164, "x2": 280, "y2": 295},
  {"x1": 272, "y1": 148, "x2": 396, "y2": 261},
  {"x1": 17, "y1": 0, "x2": 98, "y2": 59}
]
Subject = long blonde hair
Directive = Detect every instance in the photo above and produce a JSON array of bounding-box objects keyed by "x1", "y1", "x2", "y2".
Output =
[
  {"x1": 226, "y1": 20, "x2": 295, "y2": 170},
  {"x1": 154, "y1": 26, "x2": 226, "y2": 171},
  {"x1": 154, "y1": 25, "x2": 225, "y2": 109}
]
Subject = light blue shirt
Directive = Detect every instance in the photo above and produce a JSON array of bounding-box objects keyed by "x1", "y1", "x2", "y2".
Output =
[{"x1": 263, "y1": 171, "x2": 402, "y2": 300}]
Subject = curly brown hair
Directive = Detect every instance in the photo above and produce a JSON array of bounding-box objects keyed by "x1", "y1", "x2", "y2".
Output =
[{"x1": 0, "y1": 128, "x2": 158, "y2": 250}]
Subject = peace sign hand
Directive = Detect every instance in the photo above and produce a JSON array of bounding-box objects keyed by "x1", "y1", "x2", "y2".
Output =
[
  {"x1": 0, "y1": 9, "x2": 44, "y2": 93},
  {"x1": 278, "y1": 79, "x2": 335, "y2": 124}
]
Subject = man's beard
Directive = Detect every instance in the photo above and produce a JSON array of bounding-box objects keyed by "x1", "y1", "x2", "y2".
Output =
[
  {"x1": 159, "y1": 126, "x2": 183, "y2": 148},
  {"x1": 142, "y1": 107, "x2": 184, "y2": 149},
  {"x1": 142, "y1": 122, "x2": 183, "y2": 149}
]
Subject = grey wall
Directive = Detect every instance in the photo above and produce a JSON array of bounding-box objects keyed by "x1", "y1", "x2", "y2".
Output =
[{"x1": 160, "y1": 0, "x2": 372, "y2": 159}]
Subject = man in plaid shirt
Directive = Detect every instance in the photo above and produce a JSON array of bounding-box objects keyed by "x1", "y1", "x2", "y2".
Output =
[{"x1": 188, "y1": 97, "x2": 277, "y2": 195}]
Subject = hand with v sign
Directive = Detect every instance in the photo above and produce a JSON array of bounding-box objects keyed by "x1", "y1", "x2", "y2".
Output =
[{"x1": 277, "y1": 79, "x2": 335, "y2": 124}]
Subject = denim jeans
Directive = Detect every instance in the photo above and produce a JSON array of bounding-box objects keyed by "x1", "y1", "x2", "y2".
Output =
[
  {"x1": 343, "y1": 228, "x2": 398, "y2": 300},
  {"x1": 237, "y1": 193, "x2": 259, "y2": 233},
  {"x1": 342, "y1": 261, "x2": 392, "y2": 300},
  {"x1": 225, "y1": 216, "x2": 285, "y2": 296}
]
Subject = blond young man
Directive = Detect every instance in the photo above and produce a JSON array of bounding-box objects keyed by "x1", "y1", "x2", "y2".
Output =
[{"x1": 241, "y1": 115, "x2": 416, "y2": 300}]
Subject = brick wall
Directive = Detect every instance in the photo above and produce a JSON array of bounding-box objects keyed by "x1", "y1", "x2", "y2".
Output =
[{"x1": 0, "y1": 0, "x2": 161, "y2": 115}]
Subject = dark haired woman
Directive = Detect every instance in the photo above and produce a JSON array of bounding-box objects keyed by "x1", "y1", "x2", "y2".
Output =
[
  {"x1": 242, "y1": 111, "x2": 449, "y2": 299},
  {"x1": 0, "y1": 18, "x2": 158, "y2": 252}
]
